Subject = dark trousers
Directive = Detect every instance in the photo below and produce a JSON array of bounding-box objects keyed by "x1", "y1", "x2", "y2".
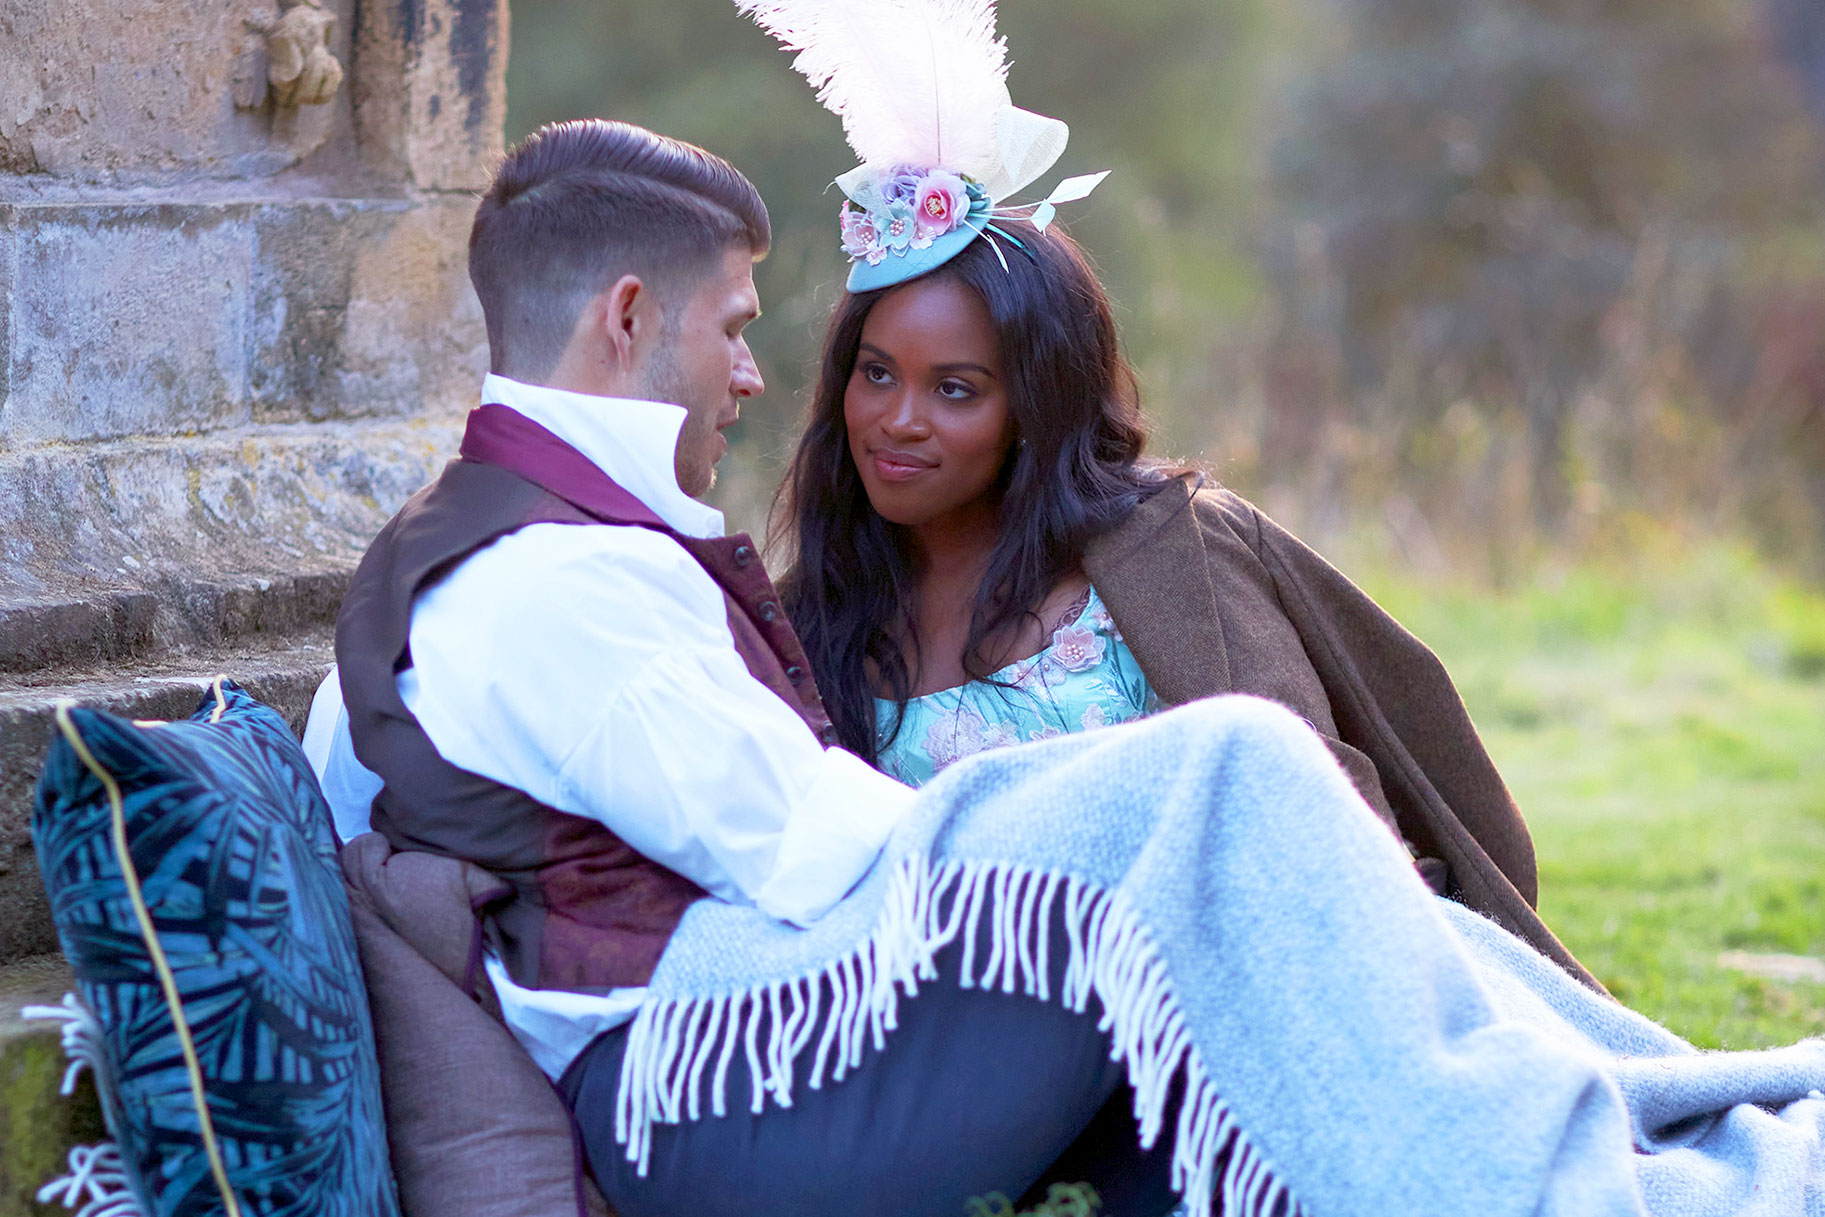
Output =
[{"x1": 561, "y1": 918, "x2": 1182, "y2": 1217}]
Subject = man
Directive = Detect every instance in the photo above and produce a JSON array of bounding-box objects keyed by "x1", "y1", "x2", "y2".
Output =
[
  {"x1": 310, "y1": 117, "x2": 1155, "y2": 1208},
  {"x1": 316, "y1": 117, "x2": 910, "y2": 1065},
  {"x1": 310, "y1": 120, "x2": 1824, "y2": 1217}
]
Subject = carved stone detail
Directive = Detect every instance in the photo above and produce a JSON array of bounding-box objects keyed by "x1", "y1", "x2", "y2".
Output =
[{"x1": 267, "y1": 0, "x2": 343, "y2": 108}]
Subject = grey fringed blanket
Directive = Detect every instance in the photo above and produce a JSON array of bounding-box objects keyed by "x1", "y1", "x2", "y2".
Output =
[{"x1": 617, "y1": 696, "x2": 1825, "y2": 1217}]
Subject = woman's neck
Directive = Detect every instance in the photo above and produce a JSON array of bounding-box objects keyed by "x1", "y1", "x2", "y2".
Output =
[
  {"x1": 887, "y1": 498, "x2": 1091, "y2": 698},
  {"x1": 895, "y1": 498, "x2": 1001, "y2": 697},
  {"x1": 905, "y1": 496, "x2": 1003, "y2": 584}
]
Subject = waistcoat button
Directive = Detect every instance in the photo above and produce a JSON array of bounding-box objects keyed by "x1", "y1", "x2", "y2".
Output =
[
  {"x1": 785, "y1": 665, "x2": 805, "y2": 684},
  {"x1": 733, "y1": 544, "x2": 754, "y2": 568},
  {"x1": 758, "y1": 600, "x2": 778, "y2": 622}
]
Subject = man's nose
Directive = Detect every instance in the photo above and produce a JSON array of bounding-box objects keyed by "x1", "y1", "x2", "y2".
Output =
[{"x1": 733, "y1": 342, "x2": 764, "y2": 398}]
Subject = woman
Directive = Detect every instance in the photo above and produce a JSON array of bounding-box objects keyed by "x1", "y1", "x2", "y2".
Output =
[{"x1": 775, "y1": 218, "x2": 1593, "y2": 985}]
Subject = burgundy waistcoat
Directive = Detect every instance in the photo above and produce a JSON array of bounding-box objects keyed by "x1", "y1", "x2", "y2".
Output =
[{"x1": 336, "y1": 405, "x2": 835, "y2": 993}]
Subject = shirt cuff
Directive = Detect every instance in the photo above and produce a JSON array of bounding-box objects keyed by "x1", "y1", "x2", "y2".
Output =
[{"x1": 753, "y1": 747, "x2": 915, "y2": 927}]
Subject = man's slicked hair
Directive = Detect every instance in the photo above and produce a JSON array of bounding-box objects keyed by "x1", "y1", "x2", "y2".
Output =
[{"x1": 468, "y1": 119, "x2": 771, "y2": 380}]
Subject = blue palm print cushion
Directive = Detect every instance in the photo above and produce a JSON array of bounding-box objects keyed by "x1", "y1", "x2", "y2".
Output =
[{"x1": 32, "y1": 678, "x2": 400, "y2": 1217}]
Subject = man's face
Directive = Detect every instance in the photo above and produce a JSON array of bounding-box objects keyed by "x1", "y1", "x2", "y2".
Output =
[{"x1": 639, "y1": 246, "x2": 765, "y2": 498}]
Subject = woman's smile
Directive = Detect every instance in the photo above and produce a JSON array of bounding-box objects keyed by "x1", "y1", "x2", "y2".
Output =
[{"x1": 869, "y1": 447, "x2": 937, "y2": 480}]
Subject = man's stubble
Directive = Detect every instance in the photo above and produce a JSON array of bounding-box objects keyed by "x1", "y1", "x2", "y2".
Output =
[{"x1": 640, "y1": 339, "x2": 720, "y2": 497}]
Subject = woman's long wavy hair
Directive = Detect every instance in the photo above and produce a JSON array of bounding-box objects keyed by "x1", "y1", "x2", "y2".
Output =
[{"x1": 773, "y1": 221, "x2": 1167, "y2": 764}]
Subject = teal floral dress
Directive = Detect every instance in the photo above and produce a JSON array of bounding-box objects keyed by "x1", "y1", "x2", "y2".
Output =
[{"x1": 874, "y1": 586, "x2": 1157, "y2": 788}]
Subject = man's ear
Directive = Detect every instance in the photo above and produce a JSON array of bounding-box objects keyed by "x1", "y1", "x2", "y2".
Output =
[
  {"x1": 547, "y1": 274, "x2": 667, "y2": 397},
  {"x1": 598, "y1": 273, "x2": 648, "y2": 373}
]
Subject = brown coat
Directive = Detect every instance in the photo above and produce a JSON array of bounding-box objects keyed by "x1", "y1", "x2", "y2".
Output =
[{"x1": 1084, "y1": 478, "x2": 1600, "y2": 990}]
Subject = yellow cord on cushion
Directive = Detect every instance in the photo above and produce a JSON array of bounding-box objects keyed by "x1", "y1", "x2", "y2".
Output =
[{"x1": 54, "y1": 684, "x2": 245, "y2": 1217}]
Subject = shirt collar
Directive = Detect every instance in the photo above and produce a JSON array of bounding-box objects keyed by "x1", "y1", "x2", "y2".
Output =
[{"x1": 480, "y1": 374, "x2": 725, "y2": 539}]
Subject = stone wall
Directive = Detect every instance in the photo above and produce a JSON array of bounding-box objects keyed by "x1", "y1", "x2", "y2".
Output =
[{"x1": 0, "y1": 6, "x2": 507, "y2": 1195}]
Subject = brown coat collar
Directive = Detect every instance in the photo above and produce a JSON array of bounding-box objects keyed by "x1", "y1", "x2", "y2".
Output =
[{"x1": 1084, "y1": 478, "x2": 1231, "y2": 702}]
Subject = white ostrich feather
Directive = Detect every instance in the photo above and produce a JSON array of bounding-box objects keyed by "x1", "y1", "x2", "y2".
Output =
[{"x1": 737, "y1": 0, "x2": 1013, "y2": 178}]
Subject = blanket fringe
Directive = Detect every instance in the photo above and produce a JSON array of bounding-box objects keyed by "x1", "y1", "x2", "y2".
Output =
[
  {"x1": 32, "y1": 1144, "x2": 146, "y2": 1217},
  {"x1": 616, "y1": 859, "x2": 1301, "y2": 1217},
  {"x1": 21, "y1": 994, "x2": 148, "y2": 1217},
  {"x1": 22, "y1": 992, "x2": 103, "y2": 1100}
]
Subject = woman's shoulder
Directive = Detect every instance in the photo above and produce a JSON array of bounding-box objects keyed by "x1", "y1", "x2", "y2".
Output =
[
  {"x1": 1185, "y1": 480, "x2": 1265, "y2": 533},
  {"x1": 1177, "y1": 479, "x2": 1325, "y2": 561},
  {"x1": 1106, "y1": 471, "x2": 1270, "y2": 551},
  {"x1": 1088, "y1": 476, "x2": 1345, "y2": 617}
]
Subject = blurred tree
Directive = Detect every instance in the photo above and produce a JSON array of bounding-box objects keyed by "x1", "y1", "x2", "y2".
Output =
[
  {"x1": 1768, "y1": 0, "x2": 1825, "y2": 123},
  {"x1": 1270, "y1": 0, "x2": 1825, "y2": 559}
]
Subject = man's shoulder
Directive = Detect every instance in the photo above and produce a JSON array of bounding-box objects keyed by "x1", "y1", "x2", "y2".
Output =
[
  {"x1": 467, "y1": 520, "x2": 708, "y2": 590},
  {"x1": 397, "y1": 457, "x2": 544, "y2": 521},
  {"x1": 434, "y1": 521, "x2": 724, "y2": 634},
  {"x1": 363, "y1": 460, "x2": 555, "y2": 573}
]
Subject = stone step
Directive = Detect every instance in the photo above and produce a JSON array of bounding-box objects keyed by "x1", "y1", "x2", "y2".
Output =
[
  {"x1": 0, "y1": 416, "x2": 458, "y2": 631},
  {"x1": 0, "y1": 592, "x2": 156, "y2": 676},
  {"x1": 0, "y1": 954, "x2": 103, "y2": 1217},
  {"x1": 0, "y1": 639, "x2": 334, "y2": 966},
  {"x1": 0, "y1": 569, "x2": 351, "y2": 675}
]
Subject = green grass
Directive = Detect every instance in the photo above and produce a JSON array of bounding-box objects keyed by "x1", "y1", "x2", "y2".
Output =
[{"x1": 1358, "y1": 540, "x2": 1825, "y2": 1048}]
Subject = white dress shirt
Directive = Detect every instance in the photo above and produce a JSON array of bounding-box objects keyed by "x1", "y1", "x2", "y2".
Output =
[{"x1": 303, "y1": 373, "x2": 914, "y2": 1077}]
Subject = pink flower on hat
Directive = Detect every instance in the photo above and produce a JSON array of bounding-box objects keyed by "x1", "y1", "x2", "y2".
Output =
[
  {"x1": 914, "y1": 171, "x2": 968, "y2": 240},
  {"x1": 839, "y1": 205, "x2": 884, "y2": 263}
]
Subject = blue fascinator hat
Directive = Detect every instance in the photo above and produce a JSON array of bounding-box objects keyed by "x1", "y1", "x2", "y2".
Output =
[
  {"x1": 846, "y1": 217, "x2": 987, "y2": 293},
  {"x1": 737, "y1": 0, "x2": 1111, "y2": 293}
]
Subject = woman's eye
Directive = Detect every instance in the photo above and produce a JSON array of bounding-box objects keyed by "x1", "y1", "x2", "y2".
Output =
[
  {"x1": 863, "y1": 363, "x2": 893, "y2": 385},
  {"x1": 937, "y1": 380, "x2": 976, "y2": 401}
]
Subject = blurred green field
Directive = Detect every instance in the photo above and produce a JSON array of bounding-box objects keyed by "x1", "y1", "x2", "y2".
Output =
[{"x1": 1358, "y1": 536, "x2": 1825, "y2": 1048}]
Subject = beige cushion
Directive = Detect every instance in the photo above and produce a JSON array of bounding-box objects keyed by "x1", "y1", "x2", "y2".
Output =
[{"x1": 340, "y1": 833, "x2": 613, "y2": 1217}]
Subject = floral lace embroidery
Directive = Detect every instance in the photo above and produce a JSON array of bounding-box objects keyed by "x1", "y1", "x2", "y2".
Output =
[{"x1": 875, "y1": 586, "x2": 1155, "y2": 787}]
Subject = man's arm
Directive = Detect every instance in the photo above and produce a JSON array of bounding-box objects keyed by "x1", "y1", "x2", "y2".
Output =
[
  {"x1": 301, "y1": 669, "x2": 383, "y2": 843},
  {"x1": 401, "y1": 522, "x2": 914, "y2": 926}
]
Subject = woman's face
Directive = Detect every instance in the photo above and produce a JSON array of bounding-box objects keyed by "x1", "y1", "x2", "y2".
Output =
[{"x1": 843, "y1": 275, "x2": 1014, "y2": 533}]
